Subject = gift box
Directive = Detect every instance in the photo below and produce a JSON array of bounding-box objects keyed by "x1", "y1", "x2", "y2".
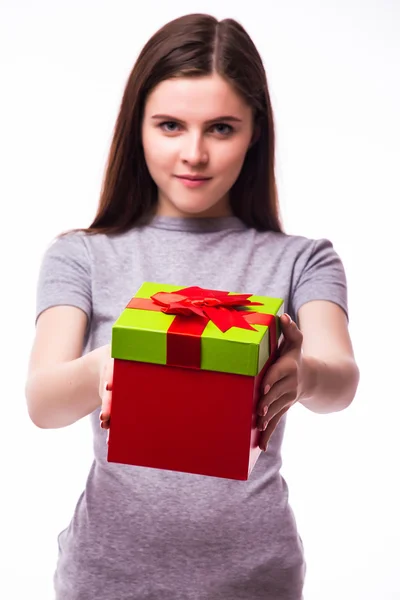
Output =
[{"x1": 107, "y1": 282, "x2": 284, "y2": 480}]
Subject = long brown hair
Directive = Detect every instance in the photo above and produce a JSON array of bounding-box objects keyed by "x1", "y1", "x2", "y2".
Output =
[{"x1": 83, "y1": 13, "x2": 283, "y2": 234}]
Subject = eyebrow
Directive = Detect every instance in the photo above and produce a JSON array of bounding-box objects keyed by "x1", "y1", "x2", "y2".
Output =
[{"x1": 151, "y1": 114, "x2": 243, "y2": 124}]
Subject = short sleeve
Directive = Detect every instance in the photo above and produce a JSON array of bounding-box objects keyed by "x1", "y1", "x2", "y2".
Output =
[
  {"x1": 35, "y1": 231, "x2": 92, "y2": 324},
  {"x1": 290, "y1": 238, "x2": 348, "y2": 322}
]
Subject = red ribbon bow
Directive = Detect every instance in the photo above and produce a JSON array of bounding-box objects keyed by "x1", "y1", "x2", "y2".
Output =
[
  {"x1": 150, "y1": 287, "x2": 264, "y2": 332},
  {"x1": 127, "y1": 286, "x2": 276, "y2": 369}
]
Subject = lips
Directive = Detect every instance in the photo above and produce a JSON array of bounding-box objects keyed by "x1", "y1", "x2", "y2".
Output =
[
  {"x1": 174, "y1": 175, "x2": 212, "y2": 188},
  {"x1": 175, "y1": 175, "x2": 211, "y2": 181}
]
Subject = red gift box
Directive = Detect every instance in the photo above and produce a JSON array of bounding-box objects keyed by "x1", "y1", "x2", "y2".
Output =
[{"x1": 107, "y1": 283, "x2": 283, "y2": 480}]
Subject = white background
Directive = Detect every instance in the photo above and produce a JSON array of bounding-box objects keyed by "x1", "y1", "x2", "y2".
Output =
[{"x1": 1, "y1": 1, "x2": 399, "y2": 598}]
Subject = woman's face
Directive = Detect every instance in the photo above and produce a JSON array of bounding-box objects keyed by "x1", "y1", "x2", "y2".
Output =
[{"x1": 141, "y1": 72, "x2": 254, "y2": 218}]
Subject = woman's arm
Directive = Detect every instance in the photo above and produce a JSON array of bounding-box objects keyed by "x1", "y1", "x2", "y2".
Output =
[
  {"x1": 297, "y1": 300, "x2": 359, "y2": 413},
  {"x1": 257, "y1": 300, "x2": 359, "y2": 450},
  {"x1": 25, "y1": 306, "x2": 109, "y2": 429}
]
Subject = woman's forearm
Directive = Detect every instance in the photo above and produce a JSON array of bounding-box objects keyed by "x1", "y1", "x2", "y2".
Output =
[
  {"x1": 25, "y1": 346, "x2": 106, "y2": 429},
  {"x1": 297, "y1": 354, "x2": 360, "y2": 414}
]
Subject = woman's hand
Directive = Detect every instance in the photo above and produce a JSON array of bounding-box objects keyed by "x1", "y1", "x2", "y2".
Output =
[
  {"x1": 257, "y1": 314, "x2": 303, "y2": 451},
  {"x1": 98, "y1": 344, "x2": 114, "y2": 430}
]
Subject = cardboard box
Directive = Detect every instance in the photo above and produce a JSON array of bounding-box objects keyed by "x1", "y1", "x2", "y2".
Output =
[{"x1": 107, "y1": 283, "x2": 284, "y2": 480}]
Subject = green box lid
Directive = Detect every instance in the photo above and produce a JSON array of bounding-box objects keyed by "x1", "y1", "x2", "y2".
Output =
[{"x1": 111, "y1": 282, "x2": 284, "y2": 376}]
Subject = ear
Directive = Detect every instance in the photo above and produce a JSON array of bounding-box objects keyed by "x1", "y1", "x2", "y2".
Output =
[{"x1": 249, "y1": 124, "x2": 261, "y2": 148}]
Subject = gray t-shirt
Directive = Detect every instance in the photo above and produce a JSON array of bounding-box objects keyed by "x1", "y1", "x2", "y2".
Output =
[{"x1": 36, "y1": 215, "x2": 348, "y2": 600}]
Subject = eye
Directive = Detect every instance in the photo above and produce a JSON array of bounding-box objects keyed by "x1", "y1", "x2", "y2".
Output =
[
  {"x1": 211, "y1": 123, "x2": 234, "y2": 136},
  {"x1": 159, "y1": 121, "x2": 181, "y2": 133}
]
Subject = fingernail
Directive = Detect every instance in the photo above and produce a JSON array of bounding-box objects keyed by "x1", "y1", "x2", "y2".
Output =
[
  {"x1": 263, "y1": 384, "x2": 270, "y2": 395},
  {"x1": 284, "y1": 313, "x2": 292, "y2": 323},
  {"x1": 99, "y1": 411, "x2": 104, "y2": 421},
  {"x1": 263, "y1": 443, "x2": 268, "y2": 452},
  {"x1": 105, "y1": 382, "x2": 111, "y2": 391}
]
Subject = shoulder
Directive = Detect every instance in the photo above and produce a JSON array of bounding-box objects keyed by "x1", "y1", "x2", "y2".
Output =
[
  {"x1": 255, "y1": 228, "x2": 332, "y2": 252},
  {"x1": 251, "y1": 229, "x2": 340, "y2": 270},
  {"x1": 44, "y1": 229, "x2": 90, "y2": 255},
  {"x1": 45, "y1": 228, "x2": 134, "y2": 261}
]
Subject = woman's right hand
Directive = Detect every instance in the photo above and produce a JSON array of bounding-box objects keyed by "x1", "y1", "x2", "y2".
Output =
[{"x1": 98, "y1": 344, "x2": 114, "y2": 430}]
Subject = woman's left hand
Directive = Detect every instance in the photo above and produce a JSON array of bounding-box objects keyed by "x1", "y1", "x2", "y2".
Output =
[{"x1": 257, "y1": 313, "x2": 304, "y2": 451}]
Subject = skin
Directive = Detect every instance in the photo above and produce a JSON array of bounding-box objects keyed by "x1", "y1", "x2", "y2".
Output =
[
  {"x1": 26, "y1": 73, "x2": 359, "y2": 453},
  {"x1": 141, "y1": 73, "x2": 255, "y2": 218}
]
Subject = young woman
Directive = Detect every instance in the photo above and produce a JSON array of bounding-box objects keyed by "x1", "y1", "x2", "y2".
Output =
[{"x1": 26, "y1": 13, "x2": 359, "y2": 600}]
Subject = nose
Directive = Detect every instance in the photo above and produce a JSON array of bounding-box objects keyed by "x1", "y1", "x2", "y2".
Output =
[{"x1": 180, "y1": 132, "x2": 208, "y2": 166}]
